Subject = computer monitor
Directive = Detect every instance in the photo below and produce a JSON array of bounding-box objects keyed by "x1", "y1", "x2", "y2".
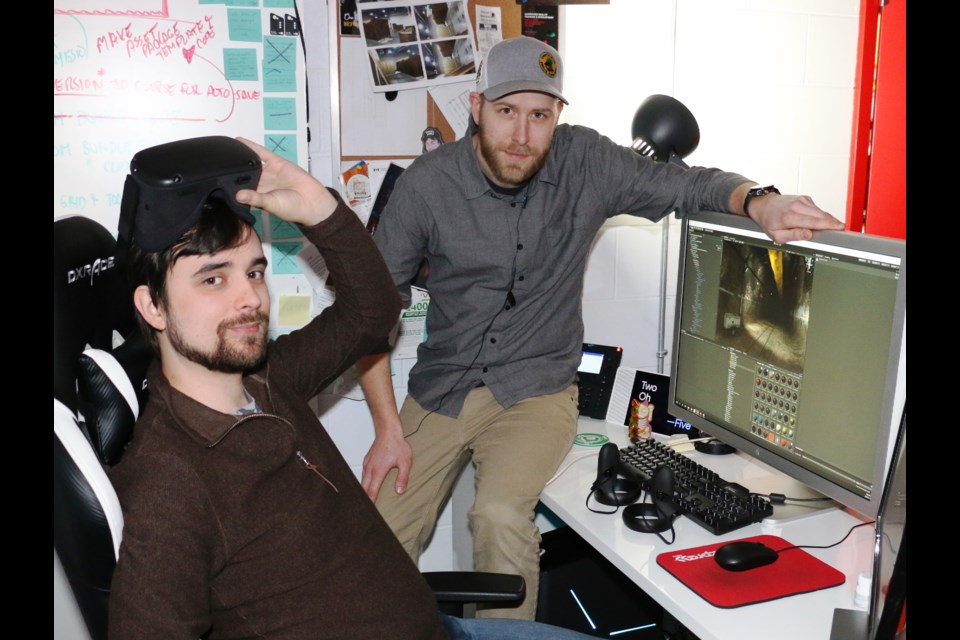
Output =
[{"x1": 667, "y1": 211, "x2": 906, "y2": 519}]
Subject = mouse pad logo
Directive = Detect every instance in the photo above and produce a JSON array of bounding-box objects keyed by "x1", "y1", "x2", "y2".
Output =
[{"x1": 672, "y1": 550, "x2": 715, "y2": 563}]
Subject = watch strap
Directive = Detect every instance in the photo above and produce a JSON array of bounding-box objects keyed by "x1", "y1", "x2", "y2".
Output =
[{"x1": 744, "y1": 185, "x2": 780, "y2": 217}]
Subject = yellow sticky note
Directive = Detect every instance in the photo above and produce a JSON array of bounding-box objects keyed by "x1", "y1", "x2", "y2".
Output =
[{"x1": 278, "y1": 295, "x2": 311, "y2": 327}]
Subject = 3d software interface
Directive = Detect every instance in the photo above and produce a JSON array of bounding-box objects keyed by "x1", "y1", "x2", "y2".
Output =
[{"x1": 673, "y1": 222, "x2": 901, "y2": 499}]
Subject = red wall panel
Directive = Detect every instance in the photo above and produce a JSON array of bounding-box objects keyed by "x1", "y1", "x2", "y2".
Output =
[{"x1": 846, "y1": 0, "x2": 906, "y2": 239}]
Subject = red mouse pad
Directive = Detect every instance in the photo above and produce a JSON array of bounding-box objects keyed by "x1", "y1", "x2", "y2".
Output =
[{"x1": 656, "y1": 534, "x2": 845, "y2": 608}]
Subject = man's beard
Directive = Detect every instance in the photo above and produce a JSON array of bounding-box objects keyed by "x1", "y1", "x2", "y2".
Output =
[
  {"x1": 167, "y1": 311, "x2": 269, "y2": 374},
  {"x1": 476, "y1": 124, "x2": 550, "y2": 187}
]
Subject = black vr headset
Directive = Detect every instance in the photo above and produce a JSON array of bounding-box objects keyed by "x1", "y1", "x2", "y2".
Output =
[{"x1": 117, "y1": 136, "x2": 263, "y2": 253}]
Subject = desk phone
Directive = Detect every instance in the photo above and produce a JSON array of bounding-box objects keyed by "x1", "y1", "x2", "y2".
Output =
[{"x1": 576, "y1": 344, "x2": 622, "y2": 419}]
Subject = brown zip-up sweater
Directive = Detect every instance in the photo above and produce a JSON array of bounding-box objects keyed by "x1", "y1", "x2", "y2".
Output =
[{"x1": 108, "y1": 196, "x2": 448, "y2": 640}]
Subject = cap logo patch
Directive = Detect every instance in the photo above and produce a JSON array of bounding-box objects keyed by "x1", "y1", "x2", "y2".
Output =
[{"x1": 539, "y1": 52, "x2": 557, "y2": 78}]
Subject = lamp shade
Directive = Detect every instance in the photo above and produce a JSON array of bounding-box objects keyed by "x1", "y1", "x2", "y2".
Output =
[{"x1": 630, "y1": 95, "x2": 700, "y2": 165}]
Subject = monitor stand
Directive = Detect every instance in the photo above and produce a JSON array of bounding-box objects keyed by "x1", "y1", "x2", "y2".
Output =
[
  {"x1": 749, "y1": 475, "x2": 841, "y2": 525},
  {"x1": 829, "y1": 608, "x2": 869, "y2": 640}
]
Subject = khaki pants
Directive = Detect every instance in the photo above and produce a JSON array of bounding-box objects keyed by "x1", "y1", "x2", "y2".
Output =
[{"x1": 375, "y1": 384, "x2": 579, "y2": 620}]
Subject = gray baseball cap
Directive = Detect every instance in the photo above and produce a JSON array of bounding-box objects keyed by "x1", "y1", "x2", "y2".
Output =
[{"x1": 476, "y1": 36, "x2": 568, "y2": 105}]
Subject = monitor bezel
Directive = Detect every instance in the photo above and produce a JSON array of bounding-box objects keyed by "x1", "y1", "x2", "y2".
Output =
[{"x1": 667, "y1": 210, "x2": 906, "y2": 519}]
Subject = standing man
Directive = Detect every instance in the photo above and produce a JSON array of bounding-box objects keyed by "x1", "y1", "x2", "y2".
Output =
[{"x1": 357, "y1": 36, "x2": 844, "y2": 620}]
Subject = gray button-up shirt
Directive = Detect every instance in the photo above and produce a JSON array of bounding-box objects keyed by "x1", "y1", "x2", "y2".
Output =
[{"x1": 373, "y1": 124, "x2": 748, "y2": 418}]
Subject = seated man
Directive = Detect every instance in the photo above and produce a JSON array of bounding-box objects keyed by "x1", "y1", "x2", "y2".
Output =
[{"x1": 107, "y1": 136, "x2": 595, "y2": 640}]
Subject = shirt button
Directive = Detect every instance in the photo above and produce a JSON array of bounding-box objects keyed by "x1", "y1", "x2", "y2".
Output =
[
  {"x1": 490, "y1": 338, "x2": 497, "y2": 344},
  {"x1": 482, "y1": 367, "x2": 489, "y2": 373},
  {"x1": 517, "y1": 243, "x2": 524, "y2": 250},
  {"x1": 517, "y1": 275, "x2": 524, "y2": 281},
  {"x1": 510, "y1": 202, "x2": 517, "y2": 208}
]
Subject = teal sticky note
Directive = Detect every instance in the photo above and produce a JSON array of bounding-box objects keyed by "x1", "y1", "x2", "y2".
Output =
[
  {"x1": 264, "y1": 134, "x2": 297, "y2": 165},
  {"x1": 263, "y1": 64, "x2": 295, "y2": 92},
  {"x1": 226, "y1": 0, "x2": 258, "y2": 5},
  {"x1": 264, "y1": 0, "x2": 294, "y2": 7},
  {"x1": 263, "y1": 97, "x2": 296, "y2": 130},
  {"x1": 263, "y1": 36, "x2": 296, "y2": 92},
  {"x1": 228, "y1": 9, "x2": 262, "y2": 42},
  {"x1": 223, "y1": 48, "x2": 258, "y2": 81},
  {"x1": 269, "y1": 213, "x2": 301, "y2": 240},
  {"x1": 272, "y1": 241, "x2": 303, "y2": 275}
]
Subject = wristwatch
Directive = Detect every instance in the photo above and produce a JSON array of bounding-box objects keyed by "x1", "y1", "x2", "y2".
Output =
[{"x1": 743, "y1": 185, "x2": 780, "y2": 217}]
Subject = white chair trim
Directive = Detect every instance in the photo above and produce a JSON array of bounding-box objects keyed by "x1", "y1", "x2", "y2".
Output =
[
  {"x1": 82, "y1": 348, "x2": 140, "y2": 419},
  {"x1": 54, "y1": 399, "x2": 124, "y2": 559}
]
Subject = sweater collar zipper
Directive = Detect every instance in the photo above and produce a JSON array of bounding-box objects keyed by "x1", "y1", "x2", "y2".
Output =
[
  {"x1": 296, "y1": 450, "x2": 340, "y2": 493},
  {"x1": 204, "y1": 412, "x2": 293, "y2": 448}
]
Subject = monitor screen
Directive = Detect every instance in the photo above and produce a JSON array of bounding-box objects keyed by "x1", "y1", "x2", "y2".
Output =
[{"x1": 667, "y1": 211, "x2": 906, "y2": 518}]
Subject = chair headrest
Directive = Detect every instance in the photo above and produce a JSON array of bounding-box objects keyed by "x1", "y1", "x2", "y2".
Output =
[
  {"x1": 54, "y1": 216, "x2": 136, "y2": 414},
  {"x1": 55, "y1": 215, "x2": 152, "y2": 465}
]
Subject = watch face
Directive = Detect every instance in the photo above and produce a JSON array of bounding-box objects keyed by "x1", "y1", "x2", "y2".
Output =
[{"x1": 744, "y1": 185, "x2": 778, "y2": 216}]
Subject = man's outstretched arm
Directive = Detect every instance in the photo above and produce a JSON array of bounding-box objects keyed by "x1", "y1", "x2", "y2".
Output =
[
  {"x1": 357, "y1": 351, "x2": 411, "y2": 502},
  {"x1": 728, "y1": 182, "x2": 845, "y2": 244},
  {"x1": 238, "y1": 136, "x2": 401, "y2": 399}
]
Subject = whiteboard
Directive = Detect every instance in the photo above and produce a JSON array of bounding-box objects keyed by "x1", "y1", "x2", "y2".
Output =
[{"x1": 54, "y1": 0, "x2": 308, "y2": 233}]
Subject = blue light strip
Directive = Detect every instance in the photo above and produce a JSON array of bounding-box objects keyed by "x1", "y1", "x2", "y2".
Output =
[
  {"x1": 569, "y1": 589, "x2": 597, "y2": 630},
  {"x1": 609, "y1": 622, "x2": 657, "y2": 636}
]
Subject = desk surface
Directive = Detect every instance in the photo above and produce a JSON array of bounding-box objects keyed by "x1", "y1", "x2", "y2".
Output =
[{"x1": 539, "y1": 418, "x2": 875, "y2": 640}]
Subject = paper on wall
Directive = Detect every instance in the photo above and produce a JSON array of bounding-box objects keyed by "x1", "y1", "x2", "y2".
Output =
[
  {"x1": 427, "y1": 83, "x2": 472, "y2": 140},
  {"x1": 393, "y1": 286, "x2": 429, "y2": 359},
  {"x1": 341, "y1": 160, "x2": 373, "y2": 221},
  {"x1": 297, "y1": 242, "x2": 330, "y2": 292},
  {"x1": 475, "y1": 5, "x2": 503, "y2": 57},
  {"x1": 356, "y1": 0, "x2": 478, "y2": 95}
]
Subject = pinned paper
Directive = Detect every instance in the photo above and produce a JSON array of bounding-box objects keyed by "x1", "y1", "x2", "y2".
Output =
[
  {"x1": 342, "y1": 161, "x2": 371, "y2": 206},
  {"x1": 428, "y1": 84, "x2": 472, "y2": 140},
  {"x1": 394, "y1": 286, "x2": 429, "y2": 359},
  {"x1": 278, "y1": 294, "x2": 311, "y2": 327},
  {"x1": 263, "y1": 36, "x2": 297, "y2": 91},
  {"x1": 272, "y1": 241, "x2": 303, "y2": 275},
  {"x1": 224, "y1": 48, "x2": 258, "y2": 80},
  {"x1": 269, "y1": 213, "x2": 302, "y2": 240},
  {"x1": 227, "y1": 9, "x2": 262, "y2": 42},
  {"x1": 264, "y1": 134, "x2": 297, "y2": 164},
  {"x1": 264, "y1": 97, "x2": 297, "y2": 131},
  {"x1": 341, "y1": 161, "x2": 373, "y2": 221},
  {"x1": 297, "y1": 243, "x2": 330, "y2": 292}
]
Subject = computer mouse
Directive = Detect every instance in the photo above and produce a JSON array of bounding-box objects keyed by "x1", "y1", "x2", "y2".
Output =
[{"x1": 713, "y1": 541, "x2": 779, "y2": 572}]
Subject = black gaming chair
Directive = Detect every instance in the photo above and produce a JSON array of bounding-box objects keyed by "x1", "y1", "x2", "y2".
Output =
[
  {"x1": 53, "y1": 215, "x2": 523, "y2": 640},
  {"x1": 54, "y1": 214, "x2": 150, "y2": 640}
]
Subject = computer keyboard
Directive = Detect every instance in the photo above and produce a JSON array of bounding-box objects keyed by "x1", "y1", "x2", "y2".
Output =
[{"x1": 618, "y1": 439, "x2": 774, "y2": 535}]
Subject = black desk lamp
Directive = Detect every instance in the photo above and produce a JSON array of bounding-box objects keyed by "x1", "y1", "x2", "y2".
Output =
[
  {"x1": 630, "y1": 94, "x2": 701, "y2": 374},
  {"x1": 630, "y1": 94, "x2": 700, "y2": 169}
]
